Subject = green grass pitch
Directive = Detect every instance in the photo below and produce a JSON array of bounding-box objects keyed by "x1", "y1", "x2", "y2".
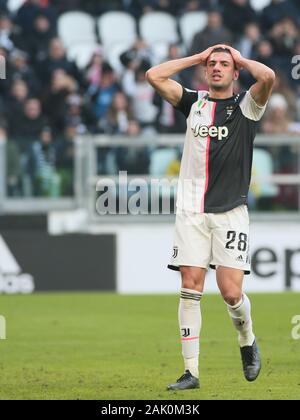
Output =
[{"x1": 0, "y1": 292, "x2": 299, "y2": 400}]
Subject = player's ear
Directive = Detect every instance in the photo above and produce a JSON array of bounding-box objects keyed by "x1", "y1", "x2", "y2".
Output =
[{"x1": 233, "y1": 69, "x2": 239, "y2": 81}]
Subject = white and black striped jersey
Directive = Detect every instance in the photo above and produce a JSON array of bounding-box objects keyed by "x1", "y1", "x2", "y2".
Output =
[{"x1": 174, "y1": 87, "x2": 267, "y2": 213}]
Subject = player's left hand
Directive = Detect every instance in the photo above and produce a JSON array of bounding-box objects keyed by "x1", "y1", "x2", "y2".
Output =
[{"x1": 226, "y1": 46, "x2": 245, "y2": 70}]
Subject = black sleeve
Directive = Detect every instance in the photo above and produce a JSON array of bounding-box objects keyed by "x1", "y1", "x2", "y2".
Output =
[{"x1": 174, "y1": 86, "x2": 198, "y2": 118}]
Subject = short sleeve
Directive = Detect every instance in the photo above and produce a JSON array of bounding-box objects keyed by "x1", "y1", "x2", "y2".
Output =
[
  {"x1": 174, "y1": 86, "x2": 198, "y2": 118},
  {"x1": 239, "y1": 90, "x2": 267, "y2": 121}
]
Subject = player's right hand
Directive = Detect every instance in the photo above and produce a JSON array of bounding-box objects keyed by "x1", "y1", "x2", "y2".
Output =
[{"x1": 197, "y1": 44, "x2": 229, "y2": 66}]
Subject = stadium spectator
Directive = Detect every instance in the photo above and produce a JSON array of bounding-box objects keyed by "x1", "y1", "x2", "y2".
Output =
[
  {"x1": 27, "y1": 126, "x2": 60, "y2": 196},
  {"x1": 268, "y1": 17, "x2": 299, "y2": 76},
  {"x1": 8, "y1": 97, "x2": 47, "y2": 151},
  {"x1": 15, "y1": 0, "x2": 56, "y2": 35},
  {"x1": 38, "y1": 37, "x2": 81, "y2": 85},
  {"x1": 253, "y1": 39, "x2": 278, "y2": 71},
  {"x1": 235, "y1": 23, "x2": 261, "y2": 88},
  {"x1": 120, "y1": 53, "x2": 140, "y2": 99},
  {"x1": 131, "y1": 62, "x2": 158, "y2": 134},
  {"x1": 261, "y1": 93, "x2": 300, "y2": 210},
  {"x1": 84, "y1": 47, "x2": 104, "y2": 89},
  {"x1": 105, "y1": 91, "x2": 133, "y2": 135},
  {"x1": 120, "y1": 40, "x2": 154, "y2": 98},
  {"x1": 0, "y1": 0, "x2": 7, "y2": 14},
  {"x1": 5, "y1": 79, "x2": 29, "y2": 122},
  {"x1": 89, "y1": 63, "x2": 119, "y2": 132},
  {"x1": 223, "y1": 0, "x2": 257, "y2": 38},
  {"x1": 64, "y1": 93, "x2": 93, "y2": 134},
  {"x1": 272, "y1": 70, "x2": 298, "y2": 121},
  {"x1": 115, "y1": 119, "x2": 150, "y2": 174},
  {"x1": 262, "y1": 93, "x2": 300, "y2": 135},
  {"x1": 153, "y1": 43, "x2": 187, "y2": 133},
  {"x1": 26, "y1": 12, "x2": 56, "y2": 65},
  {"x1": 189, "y1": 9, "x2": 233, "y2": 56},
  {"x1": 0, "y1": 13, "x2": 26, "y2": 52},
  {"x1": 235, "y1": 22, "x2": 261, "y2": 60},
  {"x1": 10, "y1": 48, "x2": 40, "y2": 95},
  {"x1": 55, "y1": 122, "x2": 77, "y2": 196},
  {"x1": 260, "y1": 0, "x2": 298, "y2": 31},
  {"x1": 42, "y1": 68, "x2": 77, "y2": 134}
]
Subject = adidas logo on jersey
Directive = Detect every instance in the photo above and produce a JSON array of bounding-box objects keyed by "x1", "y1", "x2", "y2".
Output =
[
  {"x1": 192, "y1": 124, "x2": 229, "y2": 141},
  {"x1": 236, "y1": 255, "x2": 244, "y2": 262}
]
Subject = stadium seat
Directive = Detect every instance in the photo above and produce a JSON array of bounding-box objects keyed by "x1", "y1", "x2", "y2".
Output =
[
  {"x1": 150, "y1": 148, "x2": 178, "y2": 176},
  {"x1": 151, "y1": 41, "x2": 169, "y2": 63},
  {"x1": 7, "y1": 0, "x2": 25, "y2": 14},
  {"x1": 179, "y1": 11, "x2": 208, "y2": 50},
  {"x1": 97, "y1": 12, "x2": 137, "y2": 49},
  {"x1": 58, "y1": 12, "x2": 96, "y2": 48},
  {"x1": 139, "y1": 12, "x2": 179, "y2": 46},
  {"x1": 67, "y1": 42, "x2": 101, "y2": 69},
  {"x1": 249, "y1": 0, "x2": 271, "y2": 12}
]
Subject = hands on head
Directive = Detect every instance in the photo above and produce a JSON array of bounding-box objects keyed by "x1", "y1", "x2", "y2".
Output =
[{"x1": 198, "y1": 45, "x2": 244, "y2": 70}]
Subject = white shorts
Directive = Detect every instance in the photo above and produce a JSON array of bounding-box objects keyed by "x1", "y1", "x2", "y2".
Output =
[{"x1": 168, "y1": 205, "x2": 251, "y2": 274}]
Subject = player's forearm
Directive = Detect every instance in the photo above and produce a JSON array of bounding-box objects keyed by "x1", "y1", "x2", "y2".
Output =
[
  {"x1": 240, "y1": 58, "x2": 275, "y2": 83},
  {"x1": 146, "y1": 54, "x2": 201, "y2": 82}
]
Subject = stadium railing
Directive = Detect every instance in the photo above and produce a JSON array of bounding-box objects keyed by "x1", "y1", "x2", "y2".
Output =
[
  {"x1": 74, "y1": 134, "x2": 300, "y2": 223},
  {"x1": 0, "y1": 138, "x2": 76, "y2": 215},
  {"x1": 1, "y1": 135, "x2": 300, "y2": 221}
]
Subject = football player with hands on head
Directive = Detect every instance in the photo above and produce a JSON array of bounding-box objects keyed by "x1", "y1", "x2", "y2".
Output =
[{"x1": 146, "y1": 44, "x2": 275, "y2": 390}]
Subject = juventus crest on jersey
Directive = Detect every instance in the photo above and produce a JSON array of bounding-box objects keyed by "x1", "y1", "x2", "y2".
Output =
[{"x1": 174, "y1": 87, "x2": 267, "y2": 213}]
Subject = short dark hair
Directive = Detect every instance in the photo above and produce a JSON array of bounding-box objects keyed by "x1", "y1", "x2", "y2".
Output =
[
  {"x1": 208, "y1": 47, "x2": 238, "y2": 70},
  {"x1": 211, "y1": 47, "x2": 231, "y2": 55}
]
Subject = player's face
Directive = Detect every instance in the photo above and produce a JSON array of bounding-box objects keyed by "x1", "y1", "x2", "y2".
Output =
[{"x1": 205, "y1": 52, "x2": 239, "y2": 90}]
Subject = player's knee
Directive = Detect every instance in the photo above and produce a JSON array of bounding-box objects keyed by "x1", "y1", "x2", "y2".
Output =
[
  {"x1": 182, "y1": 278, "x2": 198, "y2": 291},
  {"x1": 223, "y1": 292, "x2": 242, "y2": 306},
  {"x1": 180, "y1": 267, "x2": 203, "y2": 291}
]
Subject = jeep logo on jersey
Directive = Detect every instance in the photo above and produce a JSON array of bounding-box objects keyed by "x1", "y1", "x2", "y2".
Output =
[{"x1": 192, "y1": 124, "x2": 229, "y2": 140}]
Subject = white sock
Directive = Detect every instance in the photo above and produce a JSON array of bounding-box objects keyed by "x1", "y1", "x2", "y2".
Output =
[
  {"x1": 178, "y1": 288, "x2": 202, "y2": 378},
  {"x1": 226, "y1": 293, "x2": 255, "y2": 347}
]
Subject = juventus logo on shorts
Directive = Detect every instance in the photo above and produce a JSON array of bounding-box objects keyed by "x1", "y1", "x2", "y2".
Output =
[{"x1": 172, "y1": 246, "x2": 178, "y2": 259}]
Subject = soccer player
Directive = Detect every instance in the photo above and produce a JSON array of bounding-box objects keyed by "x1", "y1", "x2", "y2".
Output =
[{"x1": 146, "y1": 45, "x2": 275, "y2": 390}]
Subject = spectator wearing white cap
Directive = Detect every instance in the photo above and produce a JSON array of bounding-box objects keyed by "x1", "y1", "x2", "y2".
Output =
[{"x1": 262, "y1": 93, "x2": 300, "y2": 134}]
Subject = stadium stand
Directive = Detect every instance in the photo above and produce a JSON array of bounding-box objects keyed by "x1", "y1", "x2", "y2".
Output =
[{"x1": 0, "y1": 0, "x2": 299, "y2": 211}]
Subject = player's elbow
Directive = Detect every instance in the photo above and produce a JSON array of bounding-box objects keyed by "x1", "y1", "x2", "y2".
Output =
[
  {"x1": 262, "y1": 69, "x2": 276, "y2": 86},
  {"x1": 146, "y1": 68, "x2": 162, "y2": 86},
  {"x1": 146, "y1": 68, "x2": 157, "y2": 84}
]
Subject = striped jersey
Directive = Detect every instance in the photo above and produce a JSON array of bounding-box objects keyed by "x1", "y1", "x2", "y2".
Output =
[{"x1": 174, "y1": 87, "x2": 267, "y2": 213}]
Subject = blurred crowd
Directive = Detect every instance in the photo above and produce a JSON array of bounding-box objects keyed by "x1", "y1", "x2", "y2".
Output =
[{"x1": 0, "y1": 0, "x2": 299, "y2": 207}]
